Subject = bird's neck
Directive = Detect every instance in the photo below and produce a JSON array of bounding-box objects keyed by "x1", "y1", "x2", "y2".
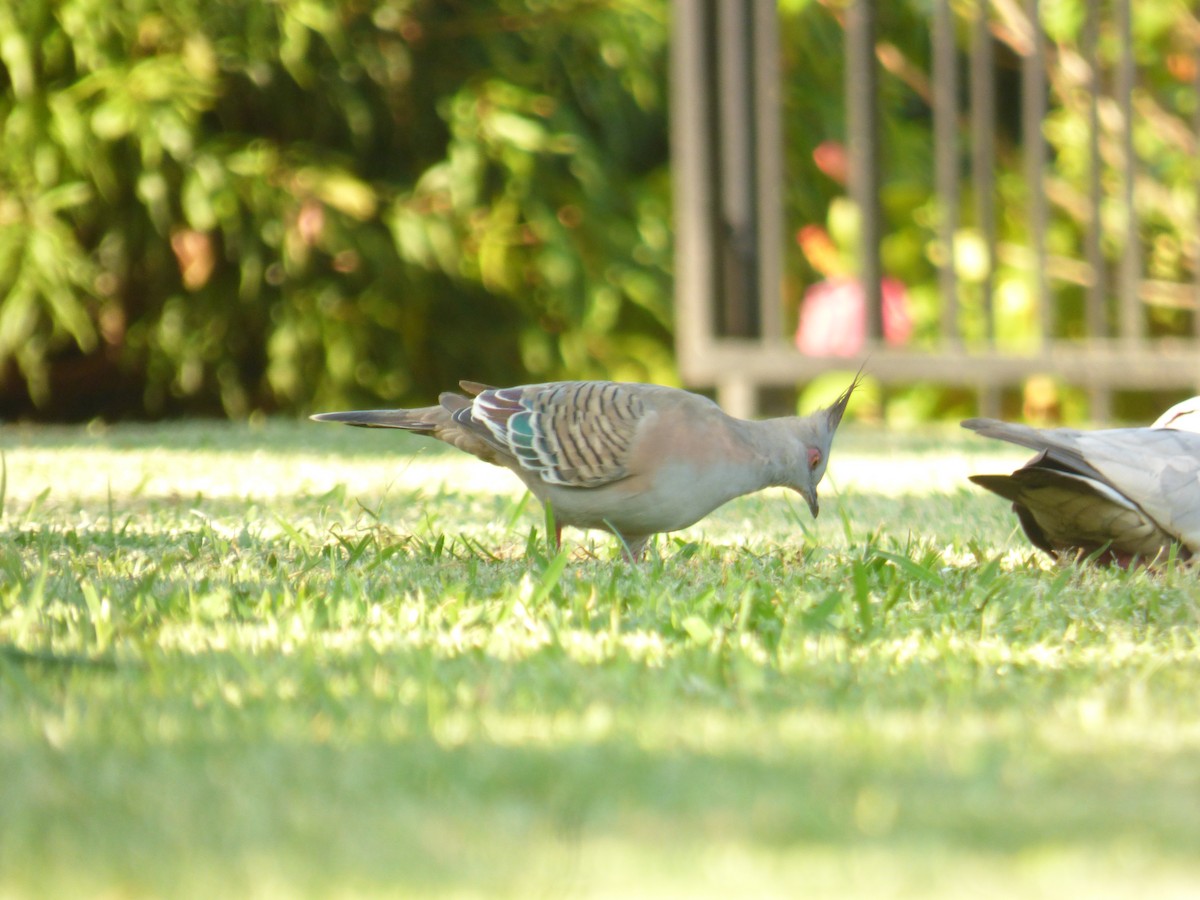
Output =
[{"x1": 739, "y1": 417, "x2": 804, "y2": 489}]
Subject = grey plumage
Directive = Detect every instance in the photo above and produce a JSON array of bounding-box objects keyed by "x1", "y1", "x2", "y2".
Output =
[
  {"x1": 963, "y1": 414, "x2": 1200, "y2": 566},
  {"x1": 312, "y1": 376, "x2": 860, "y2": 558}
]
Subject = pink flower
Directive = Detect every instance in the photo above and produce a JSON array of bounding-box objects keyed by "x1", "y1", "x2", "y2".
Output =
[
  {"x1": 795, "y1": 277, "x2": 912, "y2": 357},
  {"x1": 812, "y1": 141, "x2": 849, "y2": 185}
]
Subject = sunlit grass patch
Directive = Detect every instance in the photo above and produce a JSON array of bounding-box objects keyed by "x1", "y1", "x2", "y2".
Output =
[{"x1": 1, "y1": 422, "x2": 1199, "y2": 896}]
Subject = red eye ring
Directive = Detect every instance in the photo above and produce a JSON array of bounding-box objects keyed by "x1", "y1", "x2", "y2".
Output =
[{"x1": 808, "y1": 447, "x2": 822, "y2": 469}]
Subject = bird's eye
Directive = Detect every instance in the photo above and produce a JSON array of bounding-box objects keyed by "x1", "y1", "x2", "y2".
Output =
[{"x1": 808, "y1": 448, "x2": 822, "y2": 469}]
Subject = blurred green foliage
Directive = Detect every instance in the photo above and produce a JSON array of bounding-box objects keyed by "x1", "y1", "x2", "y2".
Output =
[
  {"x1": 0, "y1": 0, "x2": 671, "y2": 418},
  {"x1": 1, "y1": 0, "x2": 1198, "y2": 419}
]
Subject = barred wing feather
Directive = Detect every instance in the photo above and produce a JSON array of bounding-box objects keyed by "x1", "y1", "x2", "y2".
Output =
[{"x1": 459, "y1": 381, "x2": 646, "y2": 488}]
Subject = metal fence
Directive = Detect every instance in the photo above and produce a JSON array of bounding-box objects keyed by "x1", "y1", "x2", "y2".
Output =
[{"x1": 671, "y1": 0, "x2": 1200, "y2": 419}]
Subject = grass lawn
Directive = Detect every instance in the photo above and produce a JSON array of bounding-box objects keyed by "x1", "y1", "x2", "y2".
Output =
[{"x1": 2, "y1": 419, "x2": 1200, "y2": 898}]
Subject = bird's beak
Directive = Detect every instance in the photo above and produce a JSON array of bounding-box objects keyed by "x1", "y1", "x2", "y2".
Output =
[{"x1": 796, "y1": 485, "x2": 820, "y2": 518}]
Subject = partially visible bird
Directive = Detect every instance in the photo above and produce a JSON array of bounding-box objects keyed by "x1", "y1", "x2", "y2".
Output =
[
  {"x1": 963, "y1": 406, "x2": 1200, "y2": 566},
  {"x1": 312, "y1": 376, "x2": 860, "y2": 559},
  {"x1": 1151, "y1": 395, "x2": 1200, "y2": 431}
]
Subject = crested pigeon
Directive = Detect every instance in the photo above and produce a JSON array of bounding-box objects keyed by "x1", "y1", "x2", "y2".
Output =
[
  {"x1": 963, "y1": 403, "x2": 1200, "y2": 566},
  {"x1": 312, "y1": 376, "x2": 860, "y2": 559}
]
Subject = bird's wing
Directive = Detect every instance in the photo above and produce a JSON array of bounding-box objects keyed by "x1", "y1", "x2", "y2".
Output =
[
  {"x1": 458, "y1": 380, "x2": 496, "y2": 397},
  {"x1": 965, "y1": 418, "x2": 1200, "y2": 552},
  {"x1": 456, "y1": 381, "x2": 649, "y2": 488},
  {"x1": 1071, "y1": 428, "x2": 1200, "y2": 550},
  {"x1": 970, "y1": 465, "x2": 1166, "y2": 556}
]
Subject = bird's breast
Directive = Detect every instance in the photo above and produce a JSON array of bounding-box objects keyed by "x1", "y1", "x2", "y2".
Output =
[{"x1": 536, "y1": 459, "x2": 762, "y2": 535}]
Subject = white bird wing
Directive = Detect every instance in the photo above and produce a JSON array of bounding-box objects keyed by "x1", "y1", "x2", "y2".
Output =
[
  {"x1": 1072, "y1": 428, "x2": 1200, "y2": 551},
  {"x1": 963, "y1": 419, "x2": 1200, "y2": 552}
]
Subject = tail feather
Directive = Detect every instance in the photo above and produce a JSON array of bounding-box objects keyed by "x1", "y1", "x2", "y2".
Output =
[
  {"x1": 311, "y1": 396, "x2": 514, "y2": 467},
  {"x1": 309, "y1": 408, "x2": 441, "y2": 432},
  {"x1": 968, "y1": 472, "x2": 1022, "y2": 502},
  {"x1": 961, "y1": 417, "x2": 1110, "y2": 485},
  {"x1": 960, "y1": 417, "x2": 1050, "y2": 452}
]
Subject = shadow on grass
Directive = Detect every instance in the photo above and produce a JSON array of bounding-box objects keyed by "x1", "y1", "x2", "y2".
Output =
[{"x1": 3, "y1": 719, "x2": 1199, "y2": 896}]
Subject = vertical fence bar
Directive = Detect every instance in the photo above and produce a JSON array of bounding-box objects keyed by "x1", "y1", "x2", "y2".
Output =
[
  {"x1": 1022, "y1": 0, "x2": 1051, "y2": 346},
  {"x1": 971, "y1": 0, "x2": 1001, "y2": 416},
  {"x1": 1082, "y1": 4, "x2": 1106, "y2": 419},
  {"x1": 934, "y1": 0, "x2": 960, "y2": 346},
  {"x1": 1083, "y1": 4, "x2": 1107, "y2": 339},
  {"x1": 1117, "y1": 0, "x2": 1141, "y2": 345},
  {"x1": 845, "y1": 0, "x2": 883, "y2": 341},
  {"x1": 670, "y1": 0, "x2": 719, "y2": 382},
  {"x1": 753, "y1": 0, "x2": 784, "y2": 344},
  {"x1": 1193, "y1": 25, "x2": 1200, "y2": 344},
  {"x1": 1194, "y1": 20, "x2": 1200, "y2": 396},
  {"x1": 971, "y1": 0, "x2": 996, "y2": 343},
  {"x1": 716, "y1": 0, "x2": 760, "y2": 339}
]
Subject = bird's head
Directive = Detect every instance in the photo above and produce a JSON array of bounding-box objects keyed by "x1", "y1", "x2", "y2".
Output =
[{"x1": 776, "y1": 372, "x2": 861, "y2": 518}]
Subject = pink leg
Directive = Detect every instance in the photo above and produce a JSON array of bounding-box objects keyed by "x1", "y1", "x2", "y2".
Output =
[{"x1": 624, "y1": 536, "x2": 649, "y2": 562}]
